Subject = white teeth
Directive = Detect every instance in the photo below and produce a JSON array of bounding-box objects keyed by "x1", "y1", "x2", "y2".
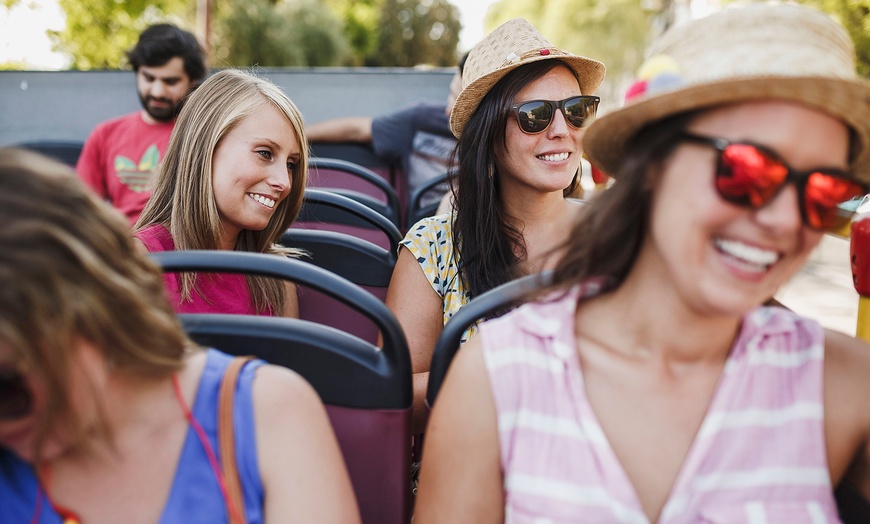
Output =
[
  {"x1": 715, "y1": 238, "x2": 779, "y2": 272},
  {"x1": 538, "y1": 152, "x2": 569, "y2": 162},
  {"x1": 248, "y1": 193, "x2": 275, "y2": 208}
]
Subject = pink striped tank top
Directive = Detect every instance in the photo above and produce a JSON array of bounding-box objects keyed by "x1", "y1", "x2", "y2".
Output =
[{"x1": 480, "y1": 284, "x2": 839, "y2": 523}]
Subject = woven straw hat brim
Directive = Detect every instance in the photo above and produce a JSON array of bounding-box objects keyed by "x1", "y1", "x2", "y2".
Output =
[
  {"x1": 449, "y1": 54, "x2": 605, "y2": 138},
  {"x1": 584, "y1": 75, "x2": 870, "y2": 183}
]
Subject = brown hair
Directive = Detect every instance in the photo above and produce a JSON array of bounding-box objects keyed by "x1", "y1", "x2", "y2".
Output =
[
  {"x1": 549, "y1": 112, "x2": 695, "y2": 292},
  {"x1": 0, "y1": 148, "x2": 188, "y2": 459}
]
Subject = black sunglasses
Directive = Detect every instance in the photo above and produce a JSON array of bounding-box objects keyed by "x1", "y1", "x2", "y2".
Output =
[
  {"x1": 0, "y1": 367, "x2": 33, "y2": 421},
  {"x1": 510, "y1": 95, "x2": 600, "y2": 134},
  {"x1": 681, "y1": 132, "x2": 868, "y2": 231}
]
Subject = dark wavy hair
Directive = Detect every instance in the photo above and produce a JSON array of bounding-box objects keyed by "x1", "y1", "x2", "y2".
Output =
[
  {"x1": 548, "y1": 111, "x2": 696, "y2": 293},
  {"x1": 126, "y1": 23, "x2": 207, "y2": 83},
  {"x1": 450, "y1": 59, "x2": 581, "y2": 300}
]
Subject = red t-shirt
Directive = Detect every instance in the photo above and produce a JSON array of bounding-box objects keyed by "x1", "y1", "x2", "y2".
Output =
[{"x1": 76, "y1": 111, "x2": 174, "y2": 225}]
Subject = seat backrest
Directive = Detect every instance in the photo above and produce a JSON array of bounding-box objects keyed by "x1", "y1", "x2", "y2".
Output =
[
  {"x1": 16, "y1": 140, "x2": 84, "y2": 167},
  {"x1": 296, "y1": 188, "x2": 402, "y2": 253},
  {"x1": 426, "y1": 271, "x2": 553, "y2": 408},
  {"x1": 406, "y1": 171, "x2": 451, "y2": 227},
  {"x1": 281, "y1": 227, "x2": 396, "y2": 344},
  {"x1": 151, "y1": 250, "x2": 412, "y2": 524},
  {"x1": 309, "y1": 141, "x2": 398, "y2": 183},
  {"x1": 308, "y1": 157, "x2": 402, "y2": 228}
]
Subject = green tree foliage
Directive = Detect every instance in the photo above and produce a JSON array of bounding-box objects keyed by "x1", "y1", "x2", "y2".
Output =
[
  {"x1": 368, "y1": 0, "x2": 461, "y2": 67},
  {"x1": 49, "y1": 0, "x2": 459, "y2": 69},
  {"x1": 212, "y1": 0, "x2": 350, "y2": 67},
  {"x1": 52, "y1": 0, "x2": 191, "y2": 69},
  {"x1": 322, "y1": 0, "x2": 383, "y2": 65},
  {"x1": 485, "y1": 0, "x2": 659, "y2": 102}
]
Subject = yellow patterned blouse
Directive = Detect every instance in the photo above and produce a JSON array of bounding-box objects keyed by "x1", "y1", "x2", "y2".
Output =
[{"x1": 399, "y1": 213, "x2": 477, "y2": 341}]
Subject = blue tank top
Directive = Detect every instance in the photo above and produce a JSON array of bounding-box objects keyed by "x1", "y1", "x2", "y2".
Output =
[{"x1": 0, "y1": 349, "x2": 266, "y2": 523}]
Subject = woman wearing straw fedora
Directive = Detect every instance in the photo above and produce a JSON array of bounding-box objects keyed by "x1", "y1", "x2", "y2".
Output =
[
  {"x1": 416, "y1": 4, "x2": 870, "y2": 522},
  {"x1": 385, "y1": 18, "x2": 605, "y2": 435}
]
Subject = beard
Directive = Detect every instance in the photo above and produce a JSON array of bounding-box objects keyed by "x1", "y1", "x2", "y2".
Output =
[{"x1": 138, "y1": 93, "x2": 184, "y2": 123}]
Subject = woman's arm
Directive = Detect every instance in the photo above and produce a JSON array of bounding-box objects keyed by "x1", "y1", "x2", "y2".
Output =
[
  {"x1": 384, "y1": 246, "x2": 444, "y2": 435},
  {"x1": 414, "y1": 336, "x2": 504, "y2": 523},
  {"x1": 824, "y1": 329, "x2": 870, "y2": 497},
  {"x1": 254, "y1": 365, "x2": 360, "y2": 523},
  {"x1": 281, "y1": 282, "x2": 299, "y2": 318},
  {"x1": 132, "y1": 237, "x2": 150, "y2": 254}
]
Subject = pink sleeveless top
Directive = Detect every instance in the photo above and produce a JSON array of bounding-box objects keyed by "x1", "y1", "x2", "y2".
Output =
[
  {"x1": 135, "y1": 224, "x2": 272, "y2": 316},
  {"x1": 480, "y1": 284, "x2": 838, "y2": 523}
]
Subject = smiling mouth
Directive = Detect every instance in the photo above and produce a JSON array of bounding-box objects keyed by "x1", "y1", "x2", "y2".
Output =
[
  {"x1": 248, "y1": 193, "x2": 276, "y2": 208},
  {"x1": 715, "y1": 238, "x2": 780, "y2": 273},
  {"x1": 537, "y1": 152, "x2": 570, "y2": 162}
]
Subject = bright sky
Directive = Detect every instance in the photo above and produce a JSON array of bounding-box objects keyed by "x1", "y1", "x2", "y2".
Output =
[
  {"x1": 456, "y1": 1, "x2": 497, "y2": 53},
  {"x1": 1, "y1": 0, "x2": 499, "y2": 70},
  {"x1": 0, "y1": 0, "x2": 68, "y2": 69}
]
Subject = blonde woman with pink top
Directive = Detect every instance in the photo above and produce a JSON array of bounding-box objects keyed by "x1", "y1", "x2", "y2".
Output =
[
  {"x1": 417, "y1": 4, "x2": 870, "y2": 522},
  {"x1": 135, "y1": 69, "x2": 307, "y2": 318}
]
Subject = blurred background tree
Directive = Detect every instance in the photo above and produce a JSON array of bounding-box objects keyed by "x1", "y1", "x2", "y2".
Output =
[
  {"x1": 484, "y1": 0, "x2": 670, "y2": 108},
  {"x1": 322, "y1": 0, "x2": 383, "y2": 65},
  {"x1": 38, "y1": 0, "x2": 868, "y2": 74},
  {"x1": 48, "y1": 0, "x2": 460, "y2": 69},
  {"x1": 211, "y1": 0, "x2": 350, "y2": 66},
  {"x1": 52, "y1": 0, "x2": 191, "y2": 69},
  {"x1": 367, "y1": 0, "x2": 461, "y2": 67}
]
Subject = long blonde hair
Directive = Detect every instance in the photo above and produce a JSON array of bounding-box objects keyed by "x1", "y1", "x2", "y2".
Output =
[
  {"x1": 136, "y1": 69, "x2": 308, "y2": 313},
  {"x1": 0, "y1": 148, "x2": 188, "y2": 460}
]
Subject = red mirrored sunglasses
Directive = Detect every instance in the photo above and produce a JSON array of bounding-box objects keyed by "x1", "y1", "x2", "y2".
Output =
[
  {"x1": 681, "y1": 133, "x2": 868, "y2": 231},
  {"x1": 0, "y1": 367, "x2": 32, "y2": 421}
]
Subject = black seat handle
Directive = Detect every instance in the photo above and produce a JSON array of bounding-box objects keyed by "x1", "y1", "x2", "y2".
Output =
[
  {"x1": 302, "y1": 188, "x2": 402, "y2": 253},
  {"x1": 150, "y1": 250, "x2": 410, "y2": 377},
  {"x1": 426, "y1": 271, "x2": 553, "y2": 407}
]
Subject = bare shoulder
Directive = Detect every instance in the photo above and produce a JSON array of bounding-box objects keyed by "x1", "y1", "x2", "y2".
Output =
[
  {"x1": 415, "y1": 336, "x2": 504, "y2": 523},
  {"x1": 251, "y1": 364, "x2": 321, "y2": 415},
  {"x1": 131, "y1": 236, "x2": 150, "y2": 255},
  {"x1": 824, "y1": 329, "x2": 870, "y2": 483},
  {"x1": 252, "y1": 363, "x2": 361, "y2": 523},
  {"x1": 825, "y1": 328, "x2": 870, "y2": 392}
]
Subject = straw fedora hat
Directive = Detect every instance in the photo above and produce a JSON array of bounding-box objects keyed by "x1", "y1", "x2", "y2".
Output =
[
  {"x1": 449, "y1": 18, "x2": 606, "y2": 138},
  {"x1": 583, "y1": 3, "x2": 870, "y2": 183}
]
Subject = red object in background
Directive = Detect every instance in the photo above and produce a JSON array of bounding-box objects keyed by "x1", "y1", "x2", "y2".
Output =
[
  {"x1": 590, "y1": 163, "x2": 610, "y2": 186},
  {"x1": 851, "y1": 213, "x2": 870, "y2": 295}
]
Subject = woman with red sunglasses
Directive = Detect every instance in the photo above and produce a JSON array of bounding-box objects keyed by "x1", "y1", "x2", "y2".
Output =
[
  {"x1": 417, "y1": 4, "x2": 870, "y2": 522},
  {"x1": 386, "y1": 18, "x2": 606, "y2": 436},
  {"x1": 0, "y1": 149, "x2": 359, "y2": 523}
]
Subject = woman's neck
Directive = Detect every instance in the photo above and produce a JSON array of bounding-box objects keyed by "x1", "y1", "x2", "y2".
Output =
[
  {"x1": 503, "y1": 195, "x2": 583, "y2": 275},
  {"x1": 501, "y1": 185, "x2": 571, "y2": 225},
  {"x1": 45, "y1": 351, "x2": 202, "y2": 469},
  {"x1": 579, "y1": 264, "x2": 744, "y2": 365}
]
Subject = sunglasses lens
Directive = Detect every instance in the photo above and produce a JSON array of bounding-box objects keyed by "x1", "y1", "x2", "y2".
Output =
[
  {"x1": 803, "y1": 173, "x2": 867, "y2": 230},
  {"x1": 715, "y1": 143, "x2": 788, "y2": 208},
  {"x1": 0, "y1": 369, "x2": 32, "y2": 420},
  {"x1": 563, "y1": 97, "x2": 598, "y2": 128},
  {"x1": 516, "y1": 101, "x2": 553, "y2": 133}
]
